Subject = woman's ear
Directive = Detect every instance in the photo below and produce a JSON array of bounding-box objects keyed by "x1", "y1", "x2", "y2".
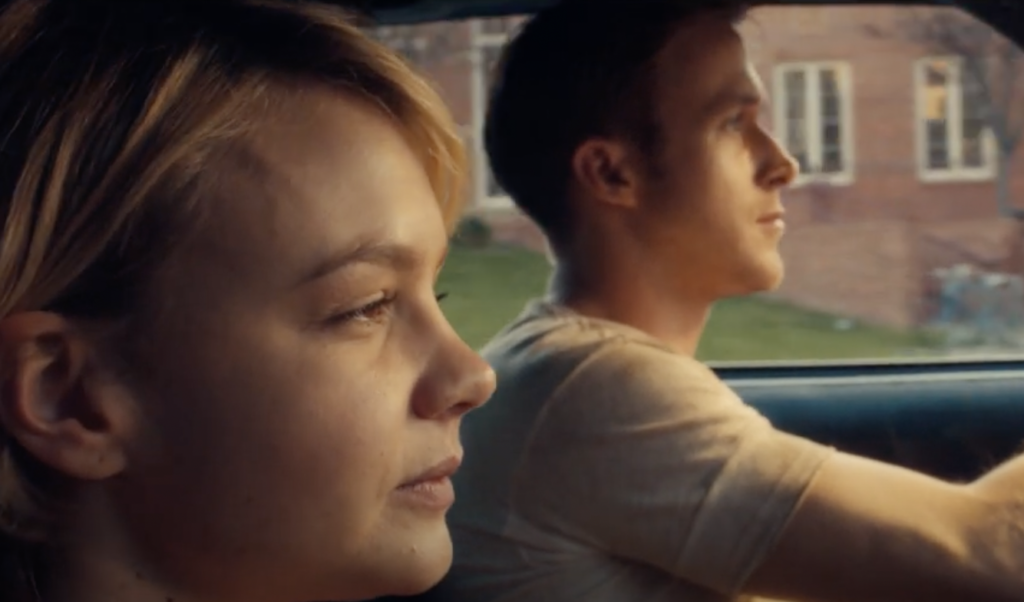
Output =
[{"x1": 0, "y1": 312, "x2": 133, "y2": 481}]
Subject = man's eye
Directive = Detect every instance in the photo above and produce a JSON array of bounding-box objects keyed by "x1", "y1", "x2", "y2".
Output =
[
  {"x1": 436, "y1": 291, "x2": 450, "y2": 303},
  {"x1": 725, "y1": 112, "x2": 745, "y2": 129}
]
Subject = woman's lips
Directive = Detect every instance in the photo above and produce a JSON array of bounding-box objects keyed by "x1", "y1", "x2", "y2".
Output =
[{"x1": 394, "y1": 455, "x2": 461, "y2": 511}]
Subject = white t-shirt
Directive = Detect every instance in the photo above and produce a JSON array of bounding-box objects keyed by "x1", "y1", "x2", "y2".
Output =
[{"x1": 433, "y1": 300, "x2": 834, "y2": 602}]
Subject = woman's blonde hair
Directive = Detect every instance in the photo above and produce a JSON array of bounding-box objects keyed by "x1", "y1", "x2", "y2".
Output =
[{"x1": 0, "y1": 0, "x2": 467, "y2": 598}]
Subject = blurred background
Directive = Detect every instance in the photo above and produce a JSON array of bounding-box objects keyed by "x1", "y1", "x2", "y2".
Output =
[{"x1": 370, "y1": 4, "x2": 1024, "y2": 362}]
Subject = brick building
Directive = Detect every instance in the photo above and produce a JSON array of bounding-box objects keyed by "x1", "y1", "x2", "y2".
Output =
[{"x1": 374, "y1": 4, "x2": 1024, "y2": 328}]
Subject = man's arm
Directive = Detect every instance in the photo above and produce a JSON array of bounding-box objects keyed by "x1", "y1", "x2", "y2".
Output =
[
  {"x1": 506, "y1": 339, "x2": 1024, "y2": 600},
  {"x1": 746, "y1": 451, "x2": 1024, "y2": 602},
  {"x1": 506, "y1": 343, "x2": 838, "y2": 595}
]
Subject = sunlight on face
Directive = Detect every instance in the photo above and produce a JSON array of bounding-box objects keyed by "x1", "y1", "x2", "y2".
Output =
[
  {"x1": 640, "y1": 13, "x2": 798, "y2": 300},
  {"x1": 115, "y1": 86, "x2": 495, "y2": 601}
]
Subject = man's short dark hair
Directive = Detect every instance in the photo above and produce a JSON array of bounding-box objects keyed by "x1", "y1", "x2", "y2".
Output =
[{"x1": 484, "y1": 0, "x2": 750, "y2": 246}]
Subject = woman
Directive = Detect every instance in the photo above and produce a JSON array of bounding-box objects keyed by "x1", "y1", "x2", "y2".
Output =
[{"x1": 0, "y1": 1, "x2": 496, "y2": 601}]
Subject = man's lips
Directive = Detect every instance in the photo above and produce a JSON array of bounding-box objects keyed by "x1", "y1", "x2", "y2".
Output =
[{"x1": 758, "y1": 210, "x2": 785, "y2": 224}]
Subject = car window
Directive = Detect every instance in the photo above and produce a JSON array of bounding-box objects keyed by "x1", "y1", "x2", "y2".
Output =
[{"x1": 370, "y1": 5, "x2": 1024, "y2": 364}]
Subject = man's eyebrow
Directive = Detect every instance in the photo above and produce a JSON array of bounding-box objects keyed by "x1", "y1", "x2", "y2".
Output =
[
  {"x1": 701, "y1": 66, "x2": 768, "y2": 116},
  {"x1": 704, "y1": 88, "x2": 764, "y2": 117},
  {"x1": 297, "y1": 240, "x2": 421, "y2": 286}
]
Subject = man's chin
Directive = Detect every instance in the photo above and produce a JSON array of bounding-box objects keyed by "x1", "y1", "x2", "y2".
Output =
[
  {"x1": 742, "y1": 255, "x2": 785, "y2": 294},
  {"x1": 761, "y1": 265, "x2": 785, "y2": 292}
]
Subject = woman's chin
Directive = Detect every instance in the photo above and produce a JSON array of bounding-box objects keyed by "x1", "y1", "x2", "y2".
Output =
[{"x1": 380, "y1": 525, "x2": 454, "y2": 596}]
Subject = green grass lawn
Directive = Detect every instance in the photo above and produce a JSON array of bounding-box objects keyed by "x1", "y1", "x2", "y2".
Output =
[{"x1": 438, "y1": 245, "x2": 937, "y2": 361}]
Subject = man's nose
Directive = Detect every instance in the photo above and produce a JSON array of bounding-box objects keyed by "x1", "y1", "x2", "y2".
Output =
[{"x1": 758, "y1": 130, "x2": 800, "y2": 189}]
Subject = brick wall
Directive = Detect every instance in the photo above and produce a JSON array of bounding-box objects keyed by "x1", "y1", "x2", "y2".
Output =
[
  {"x1": 746, "y1": 5, "x2": 1024, "y2": 225},
  {"x1": 772, "y1": 221, "x2": 921, "y2": 328}
]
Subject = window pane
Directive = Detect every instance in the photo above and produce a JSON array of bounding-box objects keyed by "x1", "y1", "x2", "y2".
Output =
[
  {"x1": 961, "y1": 122, "x2": 985, "y2": 168},
  {"x1": 961, "y1": 69, "x2": 988, "y2": 168},
  {"x1": 483, "y1": 45, "x2": 502, "y2": 97},
  {"x1": 819, "y1": 68, "x2": 843, "y2": 173},
  {"x1": 819, "y1": 68, "x2": 841, "y2": 117},
  {"x1": 787, "y1": 115, "x2": 810, "y2": 172},
  {"x1": 391, "y1": 6, "x2": 1023, "y2": 366},
  {"x1": 923, "y1": 61, "x2": 952, "y2": 171},
  {"x1": 482, "y1": 45, "x2": 505, "y2": 197},
  {"x1": 783, "y1": 70, "x2": 811, "y2": 172},
  {"x1": 784, "y1": 70, "x2": 806, "y2": 119},
  {"x1": 927, "y1": 121, "x2": 951, "y2": 169},
  {"x1": 821, "y1": 131, "x2": 843, "y2": 173}
]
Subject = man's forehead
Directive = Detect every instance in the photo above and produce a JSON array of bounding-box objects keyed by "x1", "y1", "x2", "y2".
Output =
[
  {"x1": 658, "y1": 11, "x2": 746, "y2": 66},
  {"x1": 656, "y1": 16, "x2": 757, "y2": 107}
]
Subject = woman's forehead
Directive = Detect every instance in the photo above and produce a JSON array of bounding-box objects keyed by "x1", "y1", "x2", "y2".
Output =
[{"x1": 166, "y1": 87, "x2": 445, "y2": 292}]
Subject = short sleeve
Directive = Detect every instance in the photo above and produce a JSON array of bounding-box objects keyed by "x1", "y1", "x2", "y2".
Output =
[{"x1": 509, "y1": 340, "x2": 834, "y2": 595}]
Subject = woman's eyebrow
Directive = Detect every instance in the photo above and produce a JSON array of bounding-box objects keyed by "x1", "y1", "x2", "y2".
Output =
[{"x1": 296, "y1": 240, "x2": 422, "y2": 287}]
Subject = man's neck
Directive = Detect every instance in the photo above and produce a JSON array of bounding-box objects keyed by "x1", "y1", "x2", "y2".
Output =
[{"x1": 549, "y1": 261, "x2": 712, "y2": 357}]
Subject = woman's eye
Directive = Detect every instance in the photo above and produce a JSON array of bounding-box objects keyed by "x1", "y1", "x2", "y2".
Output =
[
  {"x1": 327, "y1": 294, "x2": 396, "y2": 327},
  {"x1": 322, "y1": 291, "x2": 448, "y2": 331}
]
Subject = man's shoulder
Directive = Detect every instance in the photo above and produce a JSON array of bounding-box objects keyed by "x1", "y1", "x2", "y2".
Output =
[
  {"x1": 484, "y1": 299, "x2": 678, "y2": 363},
  {"x1": 480, "y1": 300, "x2": 721, "y2": 403}
]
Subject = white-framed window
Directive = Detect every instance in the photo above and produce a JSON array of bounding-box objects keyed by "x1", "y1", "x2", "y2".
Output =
[
  {"x1": 914, "y1": 56, "x2": 996, "y2": 182},
  {"x1": 772, "y1": 61, "x2": 855, "y2": 186},
  {"x1": 469, "y1": 18, "x2": 520, "y2": 209}
]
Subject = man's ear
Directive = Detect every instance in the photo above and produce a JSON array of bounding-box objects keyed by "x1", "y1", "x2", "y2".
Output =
[
  {"x1": 570, "y1": 138, "x2": 641, "y2": 210},
  {"x1": 0, "y1": 311, "x2": 131, "y2": 481}
]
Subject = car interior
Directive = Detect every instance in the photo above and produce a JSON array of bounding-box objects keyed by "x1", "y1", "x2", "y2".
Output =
[
  {"x1": 1, "y1": 1, "x2": 1021, "y2": 601},
  {"x1": 356, "y1": 0, "x2": 1024, "y2": 487},
  {"x1": 354, "y1": 1, "x2": 1024, "y2": 597}
]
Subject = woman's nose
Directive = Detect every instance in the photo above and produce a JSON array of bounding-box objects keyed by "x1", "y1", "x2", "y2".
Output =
[{"x1": 412, "y1": 332, "x2": 496, "y2": 420}]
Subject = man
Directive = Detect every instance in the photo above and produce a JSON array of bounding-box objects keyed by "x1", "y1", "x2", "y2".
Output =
[{"x1": 431, "y1": 1, "x2": 1024, "y2": 601}]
